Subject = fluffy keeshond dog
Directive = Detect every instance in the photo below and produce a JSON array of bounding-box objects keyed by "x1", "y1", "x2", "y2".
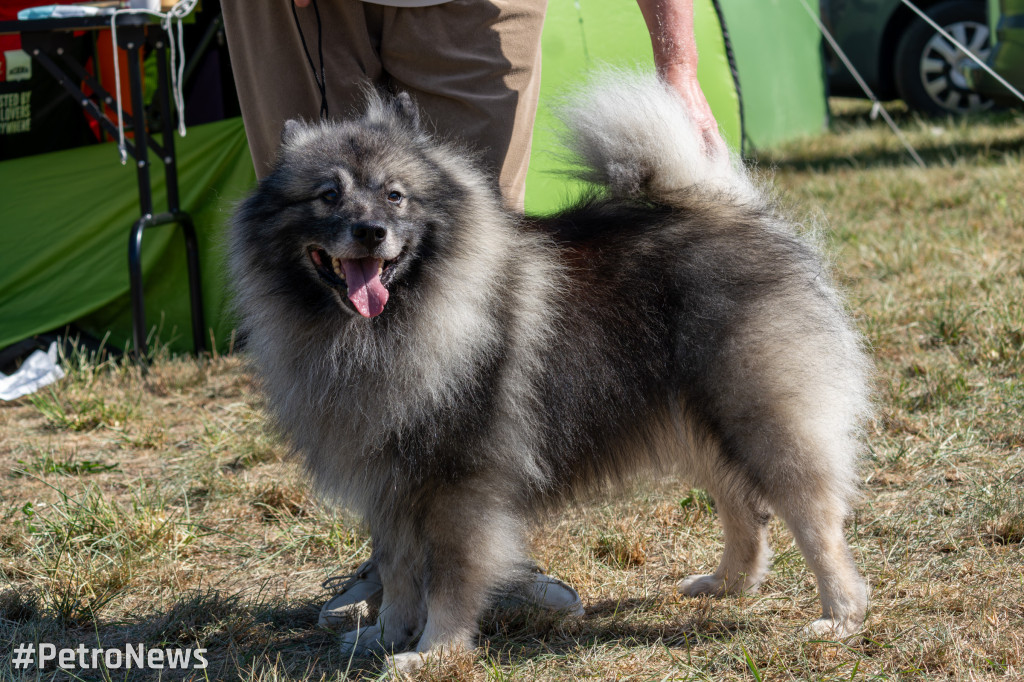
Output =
[{"x1": 230, "y1": 72, "x2": 872, "y2": 670}]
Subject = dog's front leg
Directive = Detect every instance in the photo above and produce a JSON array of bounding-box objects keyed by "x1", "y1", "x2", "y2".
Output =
[
  {"x1": 386, "y1": 485, "x2": 525, "y2": 674},
  {"x1": 339, "y1": 525, "x2": 426, "y2": 658}
]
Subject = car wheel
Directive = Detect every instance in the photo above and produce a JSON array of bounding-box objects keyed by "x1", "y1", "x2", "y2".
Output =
[{"x1": 893, "y1": 0, "x2": 993, "y2": 115}]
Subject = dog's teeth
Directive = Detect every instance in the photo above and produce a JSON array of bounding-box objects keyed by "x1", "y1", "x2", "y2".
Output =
[
  {"x1": 332, "y1": 257, "x2": 345, "y2": 280},
  {"x1": 377, "y1": 260, "x2": 384, "y2": 276}
]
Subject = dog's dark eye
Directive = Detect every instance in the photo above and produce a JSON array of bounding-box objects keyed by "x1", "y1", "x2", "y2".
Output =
[
  {"x1": 321, "y1": 189, "x2": 340, "y2": 204},
  {"x1": 387, "y1": 190, "x2": 403, "y2": 204}
]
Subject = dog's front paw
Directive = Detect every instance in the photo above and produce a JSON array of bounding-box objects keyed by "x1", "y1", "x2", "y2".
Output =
[
  {"x1": 677, "y1": 574, "x2": 726, "y2": 597},
  {"x1": 802, "y1": 617, "x2": 863, "y2": 640},
  {"x1": 339, "y1": 623, "x2": 385, "y2": 656},
  {"x1": 382, "y1": 651, "x2": 427, "y2": 678}
]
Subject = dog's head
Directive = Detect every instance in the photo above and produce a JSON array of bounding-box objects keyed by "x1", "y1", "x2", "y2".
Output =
[{"x1": 234, "y1": 92, "x2": 474, "y2": 321}]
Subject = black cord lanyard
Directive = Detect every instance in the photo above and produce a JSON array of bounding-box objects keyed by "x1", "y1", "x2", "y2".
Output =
[{"x1": 290, "y1": 0, "x2": 329, "y2": 120}]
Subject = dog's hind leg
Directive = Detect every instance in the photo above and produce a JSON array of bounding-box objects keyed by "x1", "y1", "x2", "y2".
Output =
[
  {"x1": 751, "y1": 413, "x2": 868, "y2": 636},
  {"x1": 678, "y1": 472, "x2": 772, "y2": 597},
  {"x1": 774, "y1": 498, "x2": 868, "y2": 637}
]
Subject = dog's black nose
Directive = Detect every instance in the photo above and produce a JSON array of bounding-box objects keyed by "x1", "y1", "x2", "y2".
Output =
[{"x1": 351, "y1": 222, "x2": 388, "y2": 248}]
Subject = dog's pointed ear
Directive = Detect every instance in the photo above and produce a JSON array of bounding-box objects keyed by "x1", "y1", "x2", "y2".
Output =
[
  {"x1": 281, "y1": 119, "x2": 306, "y2": 146},
  {"x1": 391, "y1": 92, "x2": 420, "y2": 131}
]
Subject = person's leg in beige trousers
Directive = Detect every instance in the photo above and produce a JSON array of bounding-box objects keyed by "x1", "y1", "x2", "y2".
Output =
[{"x1": 220, "y1": 0, "x2": 546, "y2": 208}]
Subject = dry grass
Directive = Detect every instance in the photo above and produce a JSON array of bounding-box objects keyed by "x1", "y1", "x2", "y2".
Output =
[{"x1": 2, "y1": 101, "x2": 1023, "y2": 680}]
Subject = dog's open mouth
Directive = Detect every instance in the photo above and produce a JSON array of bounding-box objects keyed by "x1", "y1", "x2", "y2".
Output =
[{"x1": 308, "y1": 247, "x2": 400, "y2": 318}]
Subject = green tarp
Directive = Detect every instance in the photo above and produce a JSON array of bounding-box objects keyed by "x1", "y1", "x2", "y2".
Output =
[
  {"x1": 719, "y1": 0, "x2": 828, "y2": 150},
  {"x1": 0, "y1": 118, "x2": 255, "y2": 353},
  {"x1": 1, "y1": 1, "x2": 827, "y2": 355}
]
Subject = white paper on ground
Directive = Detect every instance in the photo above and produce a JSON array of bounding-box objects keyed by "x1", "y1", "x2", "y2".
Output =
[{"x1": 0, "y1": 342, "x2": 65, "y2": 401}]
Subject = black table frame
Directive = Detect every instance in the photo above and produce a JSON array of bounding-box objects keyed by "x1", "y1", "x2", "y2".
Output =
[{"x1": 0, "y1": 15, "x2": 206, "y2": 360}]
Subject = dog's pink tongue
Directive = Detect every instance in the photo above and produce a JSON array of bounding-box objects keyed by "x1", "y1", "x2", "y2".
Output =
[{"x1": 342, "y1": 258, "x2": 388, "y2": 318}]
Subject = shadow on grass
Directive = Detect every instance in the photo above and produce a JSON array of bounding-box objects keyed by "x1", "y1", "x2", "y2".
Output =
[
  {"x1": 0, "y1": 587, "x2": 384, "y2": 680},
  {"x1": 756, "y1": 108, "x2": 1024, "y2": 173},
  {"x1": 479, "y1": 596, "x2": 757, "y2": 667},
  {"x1": 2, "y1": 590, "x2": 760, "y2": 679},
  {"x1": 763, "y1": 137, "x2": 1024, "y2": 174}
]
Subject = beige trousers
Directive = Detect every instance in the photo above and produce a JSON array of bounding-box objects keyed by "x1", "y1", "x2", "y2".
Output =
[{"x1": 221, "y1": 0, "x2": 547, "y2": 208}]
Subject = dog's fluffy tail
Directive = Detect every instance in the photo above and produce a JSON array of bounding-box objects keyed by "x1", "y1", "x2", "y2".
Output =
[{"x1": 558, "y1": 69, "x2": 757, "y2": 206}]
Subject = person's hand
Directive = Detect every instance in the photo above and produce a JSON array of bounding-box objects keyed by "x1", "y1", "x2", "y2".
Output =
[
  {"x1": 637, "y1": 0, "x2": 727, "y2": 158},
  {"x1": 660, "y1": 64, "x2": 727, "y2": 158}
]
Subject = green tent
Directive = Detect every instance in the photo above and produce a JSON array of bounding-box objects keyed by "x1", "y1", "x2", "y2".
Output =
[{"x1": 0, "y1": 1, "x2": 827, "y2": 356}]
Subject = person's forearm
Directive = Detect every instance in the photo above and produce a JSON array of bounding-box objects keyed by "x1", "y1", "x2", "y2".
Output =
[
  {"x1": 637, "y1": 0, "x2": 725, "y2": 155},
  {"x1": 636, "y1": 0, "x2": 698, "y2": 78}
]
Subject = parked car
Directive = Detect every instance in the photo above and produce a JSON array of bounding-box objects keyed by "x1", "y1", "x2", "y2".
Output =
[{"x1": 821, "y1": 0, "x2": 996, "y2": 115}]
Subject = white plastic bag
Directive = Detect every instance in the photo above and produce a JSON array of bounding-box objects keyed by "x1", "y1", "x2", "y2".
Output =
[{"x1": 0, "y1": 342, "x2": 65, "y2": 401}]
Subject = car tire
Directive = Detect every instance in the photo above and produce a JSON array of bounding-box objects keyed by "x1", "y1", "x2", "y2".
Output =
[{"x1": 893, "y1": 0, "x2": 993, "y2": 115}]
